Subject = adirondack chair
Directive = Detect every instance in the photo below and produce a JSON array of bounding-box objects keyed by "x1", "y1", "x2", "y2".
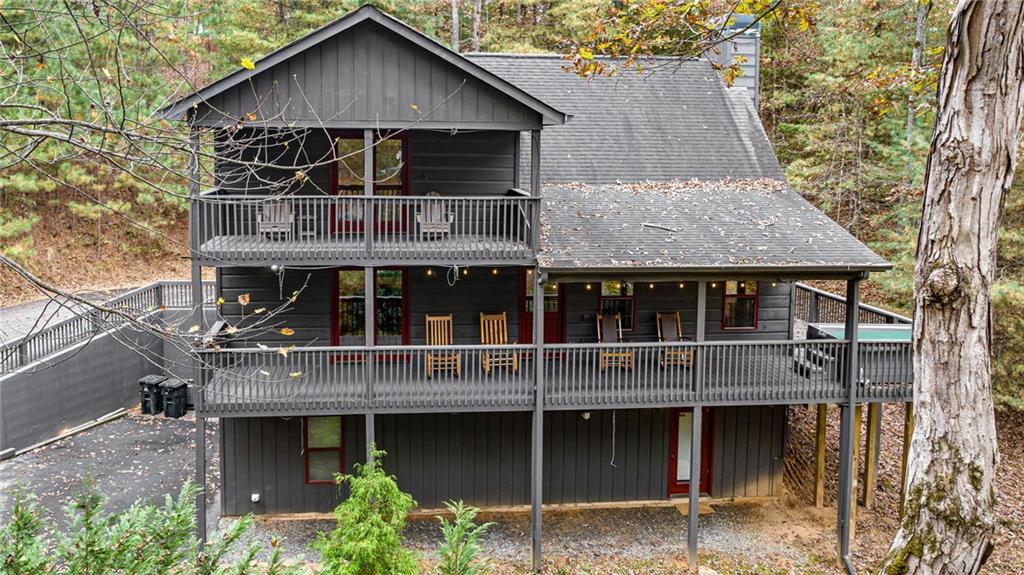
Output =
[
  {"x1": 480, "y1": 312, "x2": 518, "y2": 374},
  {"x1": 257, "y1": 201, "x2": 294, "y2": 240},
  {"x1": 425, "y1": 314, "x2": 460, "y2": 378},
  {"x1": 596, "y1": 313, "x2": 633, "y2": 370},
  {"x1": 416, "y1": 191, "x2": 454, "y2": 239},
  {"x1": 656, "y1": 311, "x2": 694, "y2": 367}
]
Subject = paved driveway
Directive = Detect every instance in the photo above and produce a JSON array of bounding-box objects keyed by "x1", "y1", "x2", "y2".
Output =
[{"x1": 0, "y1": 411, "x2": 218, "y2": 527}]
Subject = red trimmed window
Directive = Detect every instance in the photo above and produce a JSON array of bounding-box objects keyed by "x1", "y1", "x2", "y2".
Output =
[
  {"x1": 722, "y1": 281, "x2": 758, "y2": 330},
  {"x1": 599, "y1": 281, "x2": 635, "y2": 330},
  {"x1": 305, "y1": 416, "x2": 344, "y2": 484}
]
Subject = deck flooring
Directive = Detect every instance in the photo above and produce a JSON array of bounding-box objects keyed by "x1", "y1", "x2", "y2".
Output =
[{"x1": 197, "y1": 234, "x2": 532, "y2": 263}]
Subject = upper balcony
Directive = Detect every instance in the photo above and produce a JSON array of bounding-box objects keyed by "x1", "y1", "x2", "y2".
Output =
[{"x1": 190, "y1": 189, "x2": 538, "y2": 267}]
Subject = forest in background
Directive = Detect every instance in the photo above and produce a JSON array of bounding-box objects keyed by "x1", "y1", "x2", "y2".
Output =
[{"x1": 2, "y1": 0, "x2": 1022, "y2": 408}]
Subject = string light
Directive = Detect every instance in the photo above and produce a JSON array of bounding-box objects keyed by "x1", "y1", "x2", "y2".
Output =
[
  {"x1": 585, "y1": 283, "x2": 592, "y2": 291},
  {"x1": 648, "y1": 283, "x2": 655, "y2": 289},
  {"x1": 491, "y1": 268, "x2": 499, "y2": 276},
  {"x1": 710, "y1": 282, "x2": 718, "y2": 289},
  {"x1": 771, "y1": 281, "x2": 777, "y2": 288},
  {"x1": 678, "y1": 282, "x2": 686, "y2": 289},
  {"x1": 463, "y1": 268, "x2": 469, "y2": 276},
  {"x1": 426, "y1": 268, "x2": 434, "y2": 277}
]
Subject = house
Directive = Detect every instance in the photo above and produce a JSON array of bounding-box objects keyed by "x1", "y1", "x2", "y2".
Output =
[{"x1": 159, "y1": 6, "x2": 913, "y2": 570}]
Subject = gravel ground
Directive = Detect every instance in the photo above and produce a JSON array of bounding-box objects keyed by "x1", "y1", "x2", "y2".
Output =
[{"x1": 224, "y1": 500, "x2": 836, "y2": 573}]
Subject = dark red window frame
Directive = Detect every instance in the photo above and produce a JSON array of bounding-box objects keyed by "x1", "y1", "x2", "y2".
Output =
[
  {"x1": 304, "y1": 416, "x2": 344, "y2": 485},
  {"x1": 667, "y1": 407, "x2": 714, "y2": 496},
  {"x1": 720, "y1": 280, "x2": 759, "y2": 331},
  {"x1": 598, "y1": 280, "x2": 636, "y2": 331},
  {"x1": 328, "y1": 131, "x2": 410, "y2": 233},
  {"x1": 329, "y1": 267, "x2": 411, "y2": 362}
]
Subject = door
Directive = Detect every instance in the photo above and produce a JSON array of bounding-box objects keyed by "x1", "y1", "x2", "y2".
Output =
[
  {"x1": 668, "y1": 407, "x2": 714, "y2": 495},
  {"x1": 332, "y1": 268, "x2": 409, "y2": 348},
  {"x1": 520, "y1": 269, "x2": 565, "y2": 344},
  {"x1": 330, "y1": 133, "x2": 408, "y2": 234}
]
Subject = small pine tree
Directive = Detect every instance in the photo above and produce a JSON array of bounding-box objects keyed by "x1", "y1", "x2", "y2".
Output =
[
  {"x1": 436, "y1": 501, "x2": 494, "y2": 575},
  {"x1": 314, "y1": 445, "x2": 418, "y2": 575}
]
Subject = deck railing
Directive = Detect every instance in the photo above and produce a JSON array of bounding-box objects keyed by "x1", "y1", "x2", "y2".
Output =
[
  {"x1": 0, "y1": 280, "x2": 215, "y2": 372},
  {"x1": 196, "y1": 338, "x2": 913, "y2": 416},
  {"x1": 191, "y1": 192, "x2": 539, "y2": 266},
  {"x1": 794, "y1": 283, "x2": 912, "y2": 325}
]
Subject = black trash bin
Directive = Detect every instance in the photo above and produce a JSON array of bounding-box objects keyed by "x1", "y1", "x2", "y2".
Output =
[
  {"x1": 138, "y1": 375, "x2": 167, "y2": 415},
  {"x1": 161, "y1": 379, "x2": 188, "y2": 419}
]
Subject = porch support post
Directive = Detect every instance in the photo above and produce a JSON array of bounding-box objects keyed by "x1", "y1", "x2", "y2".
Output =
[
  {"x1": 900, "y1": 401, "x2": 914, "y2": 516},
  {"x1": 814, "y1": 403, "x2": 827, "y2": 508},
  {"x1": 687, "y1": 406, "x2": 703, "y2": 571},
  {"x1": 836, "y1": 275, "x2": 862, "y2": 562},
  {"x1": 364, "y1": 265, "x2": 375, "y2": 463},
  {"x1": 363, "y1": 129, "x2": 374, "y2": 255},
  {"x1": 851, "y1": 402, "x2": 863, "y2": 536},
  {"x1": 529, "y1": 130, "x2": 541, "y2": 253},
  {"x1": 531, "y1": 266, "x2": 545, "y2": 573},
  {"x1": 188, "y1": 126, "x2": 207, "y2": 543},
  {"x1": 863, "y1": 402, "x2": 881, "y2": 508},
  {"x1": 695, "y1": 281, "x2": 707, "y2": 342},
  {"x1": 363, "y1": 128, "x2": 375, "y2": 463}
]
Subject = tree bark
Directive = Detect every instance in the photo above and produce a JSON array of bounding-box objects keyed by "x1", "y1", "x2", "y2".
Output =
[
  {"x1": 904, "y1": 0, "x2": 932, "y2": 183},
  {"x1": 472, "y1": 0, "x2": 483, "y2": 52},
  {"x1": 451, "y1": 0, "x2": 461, "y2": 52},
  {"x1": 879, "y1": 1, "x2": 1024, "y2": 573}
]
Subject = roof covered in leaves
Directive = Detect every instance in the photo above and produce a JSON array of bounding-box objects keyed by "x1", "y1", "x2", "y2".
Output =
[
  {"x1": 466, "y1": 53, "x2": 785, "y2": 183},
  {"x1": 538, "y1": 180, "x2": 891, "y2": 273}
]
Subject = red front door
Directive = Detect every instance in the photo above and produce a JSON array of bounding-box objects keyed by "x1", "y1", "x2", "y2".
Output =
[
  {"x1": 668, "y1": 407, "x2": 714, "y2": 495},
  {"x1": 520, "y1": 270, "x2": 565, "y2": 344}
]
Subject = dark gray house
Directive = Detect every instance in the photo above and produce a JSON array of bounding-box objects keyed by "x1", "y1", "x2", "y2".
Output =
[{"x1": 159, "y1": 6, "x2": 912, "y2": 570}]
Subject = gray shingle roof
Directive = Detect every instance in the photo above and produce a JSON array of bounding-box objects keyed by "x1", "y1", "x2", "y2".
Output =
[
  {"x1": 539, "y1": 180, "x2": 891, "y2": 273},
  {"x1": 466, "y1": 54, "x2": 785, "y2": 183}
]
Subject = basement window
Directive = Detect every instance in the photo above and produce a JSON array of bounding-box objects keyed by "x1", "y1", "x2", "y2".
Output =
[{"x1": 305, "y1": 416, "x2": 344, "y2": 484}]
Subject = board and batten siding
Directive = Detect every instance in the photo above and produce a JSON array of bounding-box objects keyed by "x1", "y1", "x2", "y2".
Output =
[
  {"x1": 213, "y1": 129, "x2": 516, "y2": 198},
  {"x1": 219, "y1": 406, "x2": 786, "y2": 515},
  {"x1": 193, "y1": 21, "x2": 541, "y2": 130},
  {"x1": 563, "y1": 280, "x2": 793, "y2": 343},
  {"x1": 216, "y1": 271, "x2": 791, "y2": 348}
]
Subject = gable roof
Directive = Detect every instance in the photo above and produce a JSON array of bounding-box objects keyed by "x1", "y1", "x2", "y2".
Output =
[
  {"x1": 539, "y1": 180, "x2": 890, "y2": 274},
  {"x1": 156, "y1": 5, "x2": 567, "y2": 126},
  {"x1": 467, "y1": 54, "x2": 784, "y2": 183}
]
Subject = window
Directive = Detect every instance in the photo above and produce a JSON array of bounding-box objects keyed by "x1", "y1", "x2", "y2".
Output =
[
  {"x1": 331, "y1": 134, "x2": 406, "y2": 230},
  {"x1": 334, "y1": 269, "x2": 406, "y2": 346},
  {"x1": 305, "y1": 416, "x2": 343, "y2": 484},
  {"x1": 722, "y1": 280, "x2": 758, "y2": 330},
  {"x1": 599, "y1": 281, "x2": 635, "y2": 330}
]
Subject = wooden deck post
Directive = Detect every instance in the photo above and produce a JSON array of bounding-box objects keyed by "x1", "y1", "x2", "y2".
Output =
[
  {"x1": 363, "y1": 129, "x2": 376, "y2": 462},
  {"x1": 531, "y1": 265, "x2": 545, "y2": 573},
  {"x1": 836, "y1": 275, "x2": 861, "y2": 563},
  {"x1": 814, "y1": 403, "x2": 827, "y2": 508},
  {"x1": 687, "y1": 407, "x2": 703, "y2": 571},
  {"x1": 851, "y1": 402, "x2": 863, "y2": 538},
  {"x1": 862, "y1": 402, "x2": 881, "y2": 508},
  {"x1": 900, "y1": 401, "x2": 914, "y2": 516}
]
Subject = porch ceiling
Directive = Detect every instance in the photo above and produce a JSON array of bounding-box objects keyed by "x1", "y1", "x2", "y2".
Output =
[{"x1": 537, "y1": 180, "x2": 891, "y2": 277}]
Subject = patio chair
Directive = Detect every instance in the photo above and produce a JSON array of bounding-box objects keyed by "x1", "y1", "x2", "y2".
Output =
[
  {"x1": 656, "y1": 311, "x2": 694, "y2": 367},
  {"x1": 480, "y1": 312, "x2": 519, "y2": 374},
  {"x1": 425, "y1": 314, "x2": 460, "y2": 378},
  {"x1": 257, "y1": 201, "x2": 294, "y2": 240},
  {"x1": 596, "y1": 313, "x2": 633, "y2": 370},
  {"x1": 416, "y1": 191, "x2": 454, "y2": 239}
]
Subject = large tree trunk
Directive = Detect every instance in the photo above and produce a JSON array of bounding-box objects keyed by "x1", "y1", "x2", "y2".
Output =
[
  {"x1": 472, "y1": 0, "x2": 483, "y2": 52},
  {"x1": 879, "y1": 1, "x2": 1024, "y2": 573},
  {"x1": 904, "y1": 0, "x2": 932, "y2": 183},
  {"x1": 451, "y1": 0, "x2": 461, "y2": 52}
]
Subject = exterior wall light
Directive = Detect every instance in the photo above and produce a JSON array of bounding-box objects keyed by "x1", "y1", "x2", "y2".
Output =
[{"x1": 426, "y1": 268, "x2": 434, "y2": 277}]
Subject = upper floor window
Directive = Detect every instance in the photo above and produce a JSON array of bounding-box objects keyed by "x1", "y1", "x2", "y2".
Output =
[
  {"x1": 599, "y1": 281, "x2": 635, "y2": 330},
  {"x1": 722, "y1": 281, "x2": 758, "y2": 330},
  {"x1": 332, "y1": 135, "x2": 405, "y2": 196}
]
